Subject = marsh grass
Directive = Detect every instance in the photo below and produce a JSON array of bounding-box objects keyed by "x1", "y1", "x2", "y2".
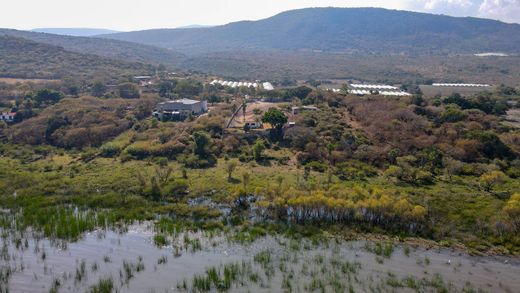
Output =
[{"x1": 89, "y1": 277, "x2": 114, "y2": 293}]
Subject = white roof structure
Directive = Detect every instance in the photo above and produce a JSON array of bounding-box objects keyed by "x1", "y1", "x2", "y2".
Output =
[
  {"x1": 350, "y1": 84, "x2": 398, "y2": 90},
  {"x1": 432, "y1": 83, "x2": 491, "y2": 87},
  {"x1": 348, "y1": 89, "x2": 411, "y2": 96},
  {"x1": 324, "y1": 88, "x2": 341, "y2": 93},
  {"x1": 209, "y1": 79, "x2": 261, "y2": 88},
  {"x1": 262, "y1": 82, "x2": 274, "y2": 91},
  {"x1": 349, "y1": 89, "x2": 372, "y2": 95},
  {"x1": 474, "y1": 53, "x2": 508, "y2": 57}
]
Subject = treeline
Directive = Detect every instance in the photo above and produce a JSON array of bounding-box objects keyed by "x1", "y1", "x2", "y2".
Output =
[{"x1": 268, "y1": 189, "x2": 428, "y2": 233}]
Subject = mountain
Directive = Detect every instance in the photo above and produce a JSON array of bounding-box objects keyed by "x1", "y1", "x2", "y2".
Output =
[
  {"x1": 0, "y1": 35, "x2": 153, "y2": 80},
  {"x1": 0, "y1": 29, "x2": 186, "y2": 67},
  {"x1": 31, "y1": 28, "x2": 120, "y2": 37},
  {"x1": 100, "y1": 7, "x2": 520, "y2": 55}
]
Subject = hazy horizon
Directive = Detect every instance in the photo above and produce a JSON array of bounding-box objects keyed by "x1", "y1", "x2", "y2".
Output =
[{"x1": 1, "y1": 1, "x2": 518, "y2": 31}]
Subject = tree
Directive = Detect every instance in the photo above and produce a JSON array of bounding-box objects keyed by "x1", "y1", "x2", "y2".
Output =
[
  {"x1": 252, "y1": 139, "x2": 265, "y2": 161},
  {"x1": 192, "y1": 131, "x2": 211, "y2": 158},
  {"x1": 226, "y1": 160, "x2": 238, "y2": 181},
  {"x1": 503, "y1": 193, "x2": 520, "y2": 230},
  {"x1": 118, "y1": 82, "x2": 140, "y2": 99},
  {"x1": 443, "y1": 157, "x2": 464, "y2": 181},
  {"x1": 440, "y1": 105, "x2": 467, "y2": 123},
  {"x1": 242, "y1": 101, "x2": 247, "y2": 122},
  {"x1": 34, "y1": 89, "x2": 63, "y2": 107},
  {"x1": 159, "y1": 80, "x2": 177, "y2": 98},
  {"x1": 91, "y1": 81, "x2": 107, "y2": 97},
  {"x1": 174, "y1": 80, "x2": 203, "y2": 97},
  {"x1": 242, "y1": 172, "x2": 250, "y2": 192},
  {"x1": 479, "y1": 170, "x2": 506, "y2": 191},
  {"x1": 262, "y1": 108, "x2": 288, "y2": 133}
]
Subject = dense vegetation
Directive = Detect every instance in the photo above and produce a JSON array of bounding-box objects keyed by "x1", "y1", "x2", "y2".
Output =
[
  {"x1": 184, "y1": 50, "x2": 520, "y2": 85},
  {"x1": 0, "y1": 78, "x2": 518, "y2": 254}
]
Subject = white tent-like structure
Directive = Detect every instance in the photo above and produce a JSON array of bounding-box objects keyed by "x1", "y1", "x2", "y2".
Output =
[
  {"x1": 432, "y1": 83, "x2": 490, "y2": 87},
  {"x1": 209, "y1": 79, "x2": 264, "y2": 89}
]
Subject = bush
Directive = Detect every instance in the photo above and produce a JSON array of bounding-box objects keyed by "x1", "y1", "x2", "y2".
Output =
[
  {"x1": 179, "y1": 154, "x2": 216, "y2": 169},
  {"x1": 305, "y1": 161, "x2": 328, "y2": 173},
  {"x1": 335, "y1": 161, "x2": 377, "y2": 180},
  {"x1": 163, "y1": 179, "x2": 189, "y2": 199},
  {"x1": 100, "y1": 143, "x2": 121, "y2": 158},
  {"x1": 125, "y1": 141, "x2": 151, "y2": 159},
  {"x1": 440, "y1": 106, "x2": 467, "y2": 123}
]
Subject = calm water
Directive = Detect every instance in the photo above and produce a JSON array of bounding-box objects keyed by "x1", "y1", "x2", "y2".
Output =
[{"x1": 2, "y1": 222, "x2": 519, "y2": 292}]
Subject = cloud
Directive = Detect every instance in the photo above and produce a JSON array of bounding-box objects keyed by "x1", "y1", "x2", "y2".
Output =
[
  {"x1": 407, "y1": 0, "x2": 481, "y2": 16},
  {"x1": 406, "y1": 0, "x2": 520, "y2": 23},
  {"x1": 478, "y1": 0, "x2": 520, "y2": 23}
]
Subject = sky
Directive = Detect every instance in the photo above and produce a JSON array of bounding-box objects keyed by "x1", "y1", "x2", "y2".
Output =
[{"x1": 1, "y1": 0, "x2": 519, "y2": 31}]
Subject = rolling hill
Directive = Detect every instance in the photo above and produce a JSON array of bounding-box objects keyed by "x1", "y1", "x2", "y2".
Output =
[
  {"x1": 0, "y1": 35, "x2": 153, "y2": 80},
  {"x1": 0, "y1": 28, "x2": 186, "y2": 67},
  {"x1": 31, "y1": 28, "x2": 120, "y2": 37},
  {"x1": 100, "y1": 7, "x2": 520, "y2": 55}
]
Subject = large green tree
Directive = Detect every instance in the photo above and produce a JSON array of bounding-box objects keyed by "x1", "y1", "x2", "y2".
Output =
[
  {"x1": 118, "y1": 82, "x2": 140, "y2": 99},
  {"x1": 262, "y1": 108, "x2": 288, "y2": 131}
]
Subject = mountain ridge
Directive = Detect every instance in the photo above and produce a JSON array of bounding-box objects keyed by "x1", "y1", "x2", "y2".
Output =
[
  {"x1": 31, "y1": 28, "x2": 120, "y2": 37},
  {"x1": 99, "y1": 7, "x2": 520, "y2": 55},
  {"x1": 0, "y1": 28, "x2": 186, "y2": 67}
]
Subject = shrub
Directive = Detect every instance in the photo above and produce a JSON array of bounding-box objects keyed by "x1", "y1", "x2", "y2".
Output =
[
  {"x1": 163, "y1": 179, "x2": 189, "y2": 199},
  {"x1": 305, "y1": 161, "x2": 328, "y2": 173},
  {"x1": 100, "y1": 143, "x2": 121, "y2": 158},
  {"x1": 125, "y1": 141, "x2": 152, "y2": 159},
  {"x1": 179, "y1": 154, "x2": 216, "y2": 169},
  {"x1": 335, "y1": 161, "x2": 377, "y2": 180},
  {"x1": 479, "y1": 170, "x2": 507, "y2": 191},
  {"x1": 440, "y1": 106, "x2": 467, "y2": 123}
]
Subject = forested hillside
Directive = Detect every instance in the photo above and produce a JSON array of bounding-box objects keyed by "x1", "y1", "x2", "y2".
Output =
[
  {"x1": 0, "y1": 35, "x2": 153, "y2": 80},
  {"x1": 101, "y1": 8, "x2": 520, "y2": 54},
  {"x1": 0, "y1": 29, "x2": 185, "y2": 67}
]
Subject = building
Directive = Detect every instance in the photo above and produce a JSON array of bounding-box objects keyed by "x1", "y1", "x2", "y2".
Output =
[
  {"x1": 262, "y1": 82, "x2": 274, "y2": 91},
  {"x1": 292, "y1": 106, "x2": 319, "y2": 115},
  {"x1": 0, "y1": 112, "x2": 15, "y2": 123},
  {"x1": 134, "y1": 76, "x2": 155, "y2": 87},
  {"x1": 244, "y1": 121, "x2": 263, "y2": 129},
  {"x1": 432, "y1": 83, "x2": 491, "y2": 87},
  {"x1": 153, "y1": 99, "x2": 208, "y2": 121}
]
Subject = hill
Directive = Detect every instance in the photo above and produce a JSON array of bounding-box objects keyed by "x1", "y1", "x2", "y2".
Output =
[
  {"x1": 0, "y1": 35, "x2": 153, "y2": 80},
  {"x1": 100, "y1": 8, "x2": 520, "y2": 55},
  {"x1": 0, "y1": 29, "x2": 186, "y2": 67},
  {"x1": 31, "y1": 28, "x2": 120, "y2": 37}
]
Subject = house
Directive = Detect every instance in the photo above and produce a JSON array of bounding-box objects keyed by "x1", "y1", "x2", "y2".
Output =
[
  {"x1": 244, "y1": 121, "x2": 263, "y2": 129},
  {"x1": 291, "y1": 106, "x2": 319, "y2": 115},
  {"x1": 0, "y1": 112, "x2": 15, "y2": 123},
  {"x1": 153, "y1": 99, "x2": 208, "y2": 121},
  {"x1": 134, "y1": 76, "x2": 154, "y2": 87}
]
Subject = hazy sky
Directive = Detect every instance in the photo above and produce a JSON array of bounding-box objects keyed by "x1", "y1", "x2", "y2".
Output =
[{"x1": 1, "y1": 0, "x2": 519, "y2": 31}]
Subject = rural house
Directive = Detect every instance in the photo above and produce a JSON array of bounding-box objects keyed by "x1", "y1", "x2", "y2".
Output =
[
  {"x1": 0, "y1": 112, "x2": 15, "y2": 123},
  {"x1": 153, "y1": 99, "x2": 208, "y2": 121}
]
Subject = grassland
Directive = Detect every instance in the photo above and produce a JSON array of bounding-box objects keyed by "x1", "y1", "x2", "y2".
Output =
[{"x1": 0, "y1": 139, "x2": 518, "y2": 254}]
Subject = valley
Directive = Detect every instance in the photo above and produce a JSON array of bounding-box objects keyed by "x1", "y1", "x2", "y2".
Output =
[{"x1": 0, "y1": 5, "x2": 519, "y2": 293}]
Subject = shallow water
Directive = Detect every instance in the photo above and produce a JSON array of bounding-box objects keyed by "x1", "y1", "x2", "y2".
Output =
[{"x1": 2, "y1": 222, "x2": 519, "y2": 292}]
